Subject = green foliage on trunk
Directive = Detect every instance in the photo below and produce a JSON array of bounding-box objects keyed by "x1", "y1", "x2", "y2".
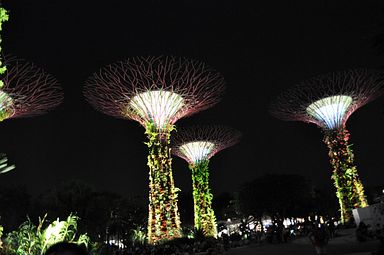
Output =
[
  {"x1": 0, "y1": 7, "x2": 9, "y2": 88},
  {"x1": 324, "y1": 128, "x2": 368, "y2": 224},
  {"x1": 145, "y1": 122, "x2": 181, "y2": 244},
  {"x1": 190, "y1": 160, "x2": 217, "y2": 238},
  {"x1": 1, "y1": 214, "x2": 97, "y2": 255}
]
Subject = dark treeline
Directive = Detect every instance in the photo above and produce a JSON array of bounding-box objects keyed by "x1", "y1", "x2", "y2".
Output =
[
  {"x1": 1, "y1": 174, "x2": 381, "y2": 243},
  {"x1": 0, "y1": 180, "x2": 147, "y2": 242}
]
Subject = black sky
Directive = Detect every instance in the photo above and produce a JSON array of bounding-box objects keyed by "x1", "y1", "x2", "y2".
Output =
[{"x1": 0, "y1": 0, "x2": 383, "y2": 198}]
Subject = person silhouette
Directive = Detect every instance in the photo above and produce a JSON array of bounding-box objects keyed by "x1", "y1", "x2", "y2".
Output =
[
  {"x1": 44, "y1": 242, "x2": 89, "y2": 255},
  {"x1": 308, "y1": 224, "x2": 329, "y2": 255}
]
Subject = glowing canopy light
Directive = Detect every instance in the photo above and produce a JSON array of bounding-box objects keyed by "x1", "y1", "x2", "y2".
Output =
[
  {"x1": 0, "y1": 90, "x2": 14, "y2": 120},
  {"x1": 179, "y1": 141, "x2": 215, "y2": 164},
  {"x1": 306, "y1": 95, "x2": 353, "y2": 129},
  {"x1": 129, "y1": 90, "x2": 184, "y2": 130}
]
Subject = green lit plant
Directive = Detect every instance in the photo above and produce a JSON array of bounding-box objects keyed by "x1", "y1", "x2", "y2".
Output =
[
  {"x1": 2, "y1": 214, "x2": 96, "y2": 255},
  {"x1": 84, "y1": 56, "x2": 225, "y2": 243},
  {"x1": 0, "y1": 225, "x2": 3, "y2": 249},
  {"x1": 0, "y1": 6, "x2": 9, "y2": 88},
  {"x1": 145, "y1": 122, "x2": 181, "y2": 242},
  {"x1": 324, "y1": 129, "x2": 367, "y2": 222},
  {"x1": 131, "y1": 226, "x2": 146, "y2": 245},
  {"x1": 173, "y1": 125, "x2": 241, "y2": 238}
]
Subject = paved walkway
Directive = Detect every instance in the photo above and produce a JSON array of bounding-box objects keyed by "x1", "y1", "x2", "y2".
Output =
[
  {"x1": 226, "y1": 229, "x2": 380, "y2": 255},
  {"x1": 226, "y1": 241, "x2": 378, "y2": 255}
]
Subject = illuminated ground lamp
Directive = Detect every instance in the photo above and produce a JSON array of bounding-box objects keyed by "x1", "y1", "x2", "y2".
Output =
[
  {"x1": 84, "y1": 56, "x2": 225, "y2": 243},
  {"x1": 172, "y1": 125, "x2": 241, "y2": 238},
  {"x1": 270, "y1": 69, "x2": 384, "y2": 223}
]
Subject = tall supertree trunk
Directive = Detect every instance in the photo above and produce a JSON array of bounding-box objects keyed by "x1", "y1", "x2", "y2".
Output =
[
  {"x1": 323, "y1": 128, "x2": 368, "y2": 223},
  {"x1": 190, "y1": 160, "x2": 217, "y2": 238},
  {"x1": 145, "y1": 123, "x2": 181, "y2": 244}
]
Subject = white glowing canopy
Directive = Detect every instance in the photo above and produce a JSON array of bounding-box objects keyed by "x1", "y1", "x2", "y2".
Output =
[
  {"x1": 179, "y1": 141, "x2": 215, "y2": 163},
  {"x1": 129, "y1": 90, "x2": 184, "y2": 129},
  {"x1": 306, "y1": 95, "x2": 353, "y2": 129}
]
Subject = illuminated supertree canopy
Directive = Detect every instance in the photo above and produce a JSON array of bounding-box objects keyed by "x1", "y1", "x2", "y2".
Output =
[
  {"x1": 84, "y1": 56, "x2": 225, "y2": 244},
  {"x1": 172, "y1": 125, "x2": 241, "y2": 238},
  {"x1": 0, "y1": 56, "x2": 63, "y2": 122},
  {"x1": 270, "y1": 69, "x2": 384, "y2": 223}
]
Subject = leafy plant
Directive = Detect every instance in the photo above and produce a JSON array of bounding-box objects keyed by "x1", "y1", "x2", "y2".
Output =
[
  {"x1": 0, "y1": 225, "x2": 3, "y2": 249},
  {"x1": 0, "y1": 153, "x2": 15, "y2": 174},
  {"x1": 0, "y1": 6, "x2": 9, "y2": 87},
  {"x1": 1, "y1": 214, "x2": 96, "y2": 255},
  {"x1": 131, "y1": 226, "x2": 146, "y2": 245}
]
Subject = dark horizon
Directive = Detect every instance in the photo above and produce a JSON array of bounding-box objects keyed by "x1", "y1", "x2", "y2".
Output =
[{"x1": 0, "y1": 0, "x2": 383, "y2": 198}]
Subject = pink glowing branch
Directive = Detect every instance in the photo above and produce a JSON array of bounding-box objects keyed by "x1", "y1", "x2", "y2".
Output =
[
  {"x1": 270, "y1": 69, "x2": 384, "y2": 130},
  {"x1": 2, "y1": 56, "x2": 63, "y2": 119},
  {"x1": 84, "y1": 56, "x2": 225, "y2": 129}
]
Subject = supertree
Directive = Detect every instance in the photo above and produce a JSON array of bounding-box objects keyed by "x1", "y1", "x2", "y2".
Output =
[
  {"x1": 0, "y1": 56, "x2": 63, "y2": 122},
  {"x1": 270, "y1": 69, "x2": 384, "y2": 223},
  {"x1": 84, "y1": 56, "x2": 225, "y2": 243},
  {"x1": 172, "y1": 125, "x2": 241, "y2": 238},
  {"x1": 0, "y1": 7, "x2": 62, "y2": 173}
]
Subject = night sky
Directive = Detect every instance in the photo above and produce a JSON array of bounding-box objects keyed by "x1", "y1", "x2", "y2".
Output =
[{"x1": 0, "y1": 0, "x2": 383, "y2": 198}]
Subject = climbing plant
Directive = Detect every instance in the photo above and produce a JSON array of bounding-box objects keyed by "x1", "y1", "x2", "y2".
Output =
[
  {"x1": 324, "y1": 128, "x2": 368, "y2": 223},
  {"x1": 0, "y1": 6, "x2": 9, "y2": 88},
  {"x1": 190, "y1": 159, "x2": 217, "y2": 238},
  {"x1": 145, "y1": 122, "x2": 181, "y2": 244}
]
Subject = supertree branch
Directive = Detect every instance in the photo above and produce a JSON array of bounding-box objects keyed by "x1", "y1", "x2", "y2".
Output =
[
  {"x1": 324, "y1": 129, "x2": 368, "y2": 223},
  {"x1": 84, "y1": 56, "x2": 225, "y2": 244},
  {"x1": 270, "y1": 69, "x2": 384, "y2": 224},
  {"x1": 0, "y1": 56, "x2": 63, "y2": 121},
  {"x1": 172, "y1": 126, "x2": 240, "y2": 237},
  {"x1": 172, "y1": 125, "x2": 241, "y2": 164},
  {"x1": 84, "y1": 56, "x2": 225, "y2": 132}
]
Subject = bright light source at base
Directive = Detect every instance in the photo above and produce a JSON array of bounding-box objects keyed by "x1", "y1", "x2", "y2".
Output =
[
  {"x1": 129, "y1": 90, "x2": 184, "y2": 129},
  {"x1": 306, "y1": 95, "x2": 353, "y2": 129},
  {"x1": 180, "y1": 141, "x2": 215, "y2": 163}
]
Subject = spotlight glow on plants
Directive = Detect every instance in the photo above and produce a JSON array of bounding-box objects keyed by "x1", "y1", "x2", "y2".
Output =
[
  {"x1": 173, "y1": 126, "x2": 241, "y2": 238},
  {"x1": 84, "y1": 56, "x2": 225, "y2": 244},
  {"x1": 270, "y1": 69, "x2": 384, "y2": 223}
]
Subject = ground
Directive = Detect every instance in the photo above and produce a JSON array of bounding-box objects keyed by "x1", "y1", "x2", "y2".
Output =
[{"x1": 226, "y1": 229, "x2": 380, "y2": 255}]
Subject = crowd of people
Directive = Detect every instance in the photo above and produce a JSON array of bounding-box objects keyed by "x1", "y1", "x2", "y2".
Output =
[
  {"x1": 105, "y1": 219, "x2": 337, "y2": 255},
  {"x1": 42, "y1": 218, "x2": 383, "y2": 255}
]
